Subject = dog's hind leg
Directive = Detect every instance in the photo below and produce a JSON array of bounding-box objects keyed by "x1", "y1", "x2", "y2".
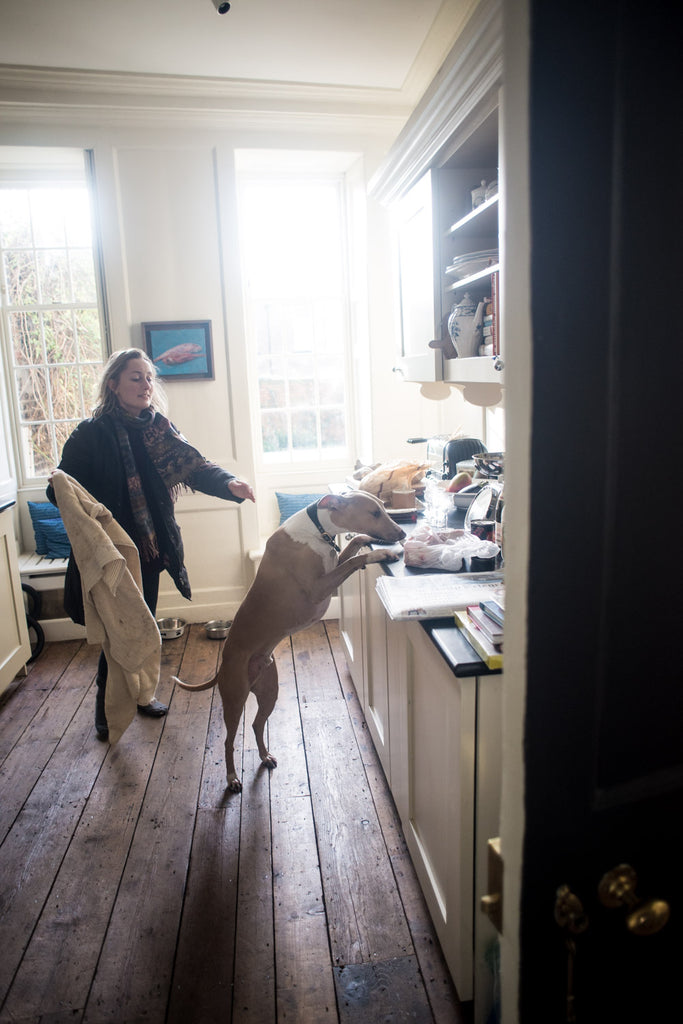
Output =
[{"x1": 251, "y1": 657, "x2": 279, "y2": 771}]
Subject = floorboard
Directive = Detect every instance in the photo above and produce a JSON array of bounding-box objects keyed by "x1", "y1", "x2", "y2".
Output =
[{"x1": 0, "y1": 622, "x2": 469, "y2": 1024}]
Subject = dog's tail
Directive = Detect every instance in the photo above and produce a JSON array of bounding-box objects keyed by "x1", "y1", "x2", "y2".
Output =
[{"x1": 172, "y1": 674, "x2": 218, "y2": 692}]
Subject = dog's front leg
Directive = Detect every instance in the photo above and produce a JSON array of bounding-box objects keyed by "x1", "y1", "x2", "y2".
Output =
[
  {"x1": 306, "y1": 547, "x2": 400, "y2": 605},
  {"x1": 337, "y1": 533, "x2": 374, "y2": 564}
]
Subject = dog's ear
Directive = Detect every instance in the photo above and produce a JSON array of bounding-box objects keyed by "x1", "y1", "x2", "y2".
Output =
[{"x1": 318, "y1": 494, "x2": 343, "y2": 512}]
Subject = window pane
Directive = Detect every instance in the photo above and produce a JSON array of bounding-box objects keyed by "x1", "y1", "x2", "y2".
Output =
[
  {"x1": 289, "y1": 378, "x2": 315, "y2": 407},
  {"x1": 321, "y1": 408, "x2": 346, "y2": 448},
  {"x1": 291, "y1": 410, "x2": 317, "y2": 450},
  {"x1": 50, "y1": 364, "x2": 81, "y2": 420},
  {"x1": 75, "y1": 308, "x2": 102, "y2": 360},
  {"x1": 44, "y1": 310, "x2": 76, "y2": 363},
  {"x1": 10, "y1": 310, "x2": 42, "y2": 365},
  {"x1": 319, "y1": 377, "x2": 345, "y2": 404},
  {"x1": 21, "y1": 422, "x2": 53, "y2": 477},
  {"x1": 3, "y1": 249, "x2": 38, "y2": 305},
  {"x1": 31, "y1": 190, "x2": 67, "y2": 247},
  {"x1": 70, "y1": 249, "x2": 97, "y2": 303},
  {"x1": 0, "y1": 190, "x2": 31, "y2": 247},
  {"x1": 261, "y1": 411, "x2": 288, "y2": 453},
  {"x1": 37, "y1": 249, "x2": 70, "y2": 304},
  {"x1": 16, "y1": 366, "x2": 49, "y2": 422},
  {"x1": 259, "y1": 378, "x2": 285, "y2": 409}
]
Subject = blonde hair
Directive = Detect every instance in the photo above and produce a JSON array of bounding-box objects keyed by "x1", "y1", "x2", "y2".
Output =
[{"x1": 92, "y1": 348, "x2": 168, "y2": 417}]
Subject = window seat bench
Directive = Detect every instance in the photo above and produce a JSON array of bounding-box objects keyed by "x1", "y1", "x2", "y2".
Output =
[{"x1": 17, "y1": 552, "x2": 86, "y2": 641}]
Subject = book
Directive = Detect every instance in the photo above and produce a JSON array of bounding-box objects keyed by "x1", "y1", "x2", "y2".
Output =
[
  {"x1": 374, "y1": 571, "x2": 504, "y2": 621},
  {"x1": 490, "y1": 270, "x2": 500, "y2": 356},
  {"x1": 479, "y1": 597, "x2": 505, "y2": 627},
  {"x1": 454, "y1": 609, "x2": 503, "y2": 669},
  {"x1": 467, "y1": 604, "x2": 504, "y2": 644}
]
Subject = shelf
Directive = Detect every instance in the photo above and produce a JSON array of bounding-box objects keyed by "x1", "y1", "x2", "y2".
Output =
[
  {"x1": 443, "y1": 355, "x2": 504, "y2": 385},
  {"x1": 446, "y1": 262, "x2": 500, "y2": 293},
  {"x1": 447, "y1": 193, "x2": 499, "y2": 237}
]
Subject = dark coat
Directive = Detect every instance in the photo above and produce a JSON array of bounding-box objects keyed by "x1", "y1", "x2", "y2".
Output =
[{"x1": 47, "y1": 412, "x2": 242, "y2": 625}]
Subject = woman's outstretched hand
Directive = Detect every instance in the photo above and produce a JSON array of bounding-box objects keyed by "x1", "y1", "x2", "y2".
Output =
[{"x1": 229, "y1": 479, "x2": 256, "y2": 503}]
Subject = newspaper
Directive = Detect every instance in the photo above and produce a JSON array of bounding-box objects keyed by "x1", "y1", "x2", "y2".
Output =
[{"x1": 375, "y1": 571, "x2": 504, "y2": 621}]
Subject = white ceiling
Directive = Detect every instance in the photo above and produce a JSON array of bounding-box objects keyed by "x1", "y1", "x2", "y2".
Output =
[{"x1": 0, "y1": 0, "x2": 467, "y2": 99}]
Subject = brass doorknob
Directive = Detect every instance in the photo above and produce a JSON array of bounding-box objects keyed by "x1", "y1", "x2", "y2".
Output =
[{"x1": 598, "y1": 864, "x2": 670, "y2": 936}]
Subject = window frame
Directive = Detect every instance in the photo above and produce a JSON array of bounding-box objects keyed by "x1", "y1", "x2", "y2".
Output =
[
  {"x1": 235, "y1": 154, "x2": 365, "y2": 479},
  {"x1": 0, "y1": 148, "x2": 110, "y2": 487}
]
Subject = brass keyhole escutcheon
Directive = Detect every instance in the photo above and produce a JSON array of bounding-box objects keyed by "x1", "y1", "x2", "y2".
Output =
[{"x1": 598, "y1": 863, "x2": 670, "y2": 936}]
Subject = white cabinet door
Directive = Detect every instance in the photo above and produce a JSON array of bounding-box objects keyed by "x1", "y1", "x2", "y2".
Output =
[
  {"x1": 0, "y1": 506, "x2": 30, "y2": 695},
  {"x1": 362, "y1": 562, "x2": 391, "y2": 780},
  {"x1": 397, "y1": 620, "x2": 477, "y2": 1001},
  {"x1": 338, "y1": 569, "x2": 365, "y2": 705},
  {"x1": 473, "y1": 675, "x2": 503, "y2": 1024}
]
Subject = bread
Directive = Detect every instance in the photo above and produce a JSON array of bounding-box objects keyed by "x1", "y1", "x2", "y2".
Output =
[{"x1": 358, "y1": 460, "x2": 427, "y2": 504}]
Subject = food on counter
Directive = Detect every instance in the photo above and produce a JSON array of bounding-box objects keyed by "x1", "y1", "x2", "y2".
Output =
[
  {"x1": 351, "y1": 459, "x2": 380, "y2": 480},
  {"x1": 358, "y1": 459, "x2": 427, "y2": 505},
  {"x1": 447, "y1": 471, "x2": 473, "y2": 493},
  {"x1": 403, "y1": 522, "x2": 499, "y2": 572}
]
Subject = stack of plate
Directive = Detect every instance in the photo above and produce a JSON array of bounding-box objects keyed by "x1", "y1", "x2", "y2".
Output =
[{"x1": 446, "y1": 249, "x2": 499, "y2": 280}]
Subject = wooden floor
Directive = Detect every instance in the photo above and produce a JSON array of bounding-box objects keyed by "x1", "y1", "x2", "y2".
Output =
[{"x1": 0, "y1": 620, "x2": 471, "y2": 1024}]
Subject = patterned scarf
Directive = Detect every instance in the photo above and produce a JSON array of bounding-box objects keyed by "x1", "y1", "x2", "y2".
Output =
[{"x1": 112, "y1": 407, "x2": 209, "y2": 561}]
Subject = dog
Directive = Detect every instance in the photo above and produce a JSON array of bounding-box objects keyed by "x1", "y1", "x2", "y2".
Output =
[{"x1": 174, "y1": 491, "x2": 405, "y2": 791}]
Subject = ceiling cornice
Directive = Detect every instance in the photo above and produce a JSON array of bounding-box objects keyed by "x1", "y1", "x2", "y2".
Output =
[{"x1": 0, "y1": 64, "x2": 413, "y2": 127}]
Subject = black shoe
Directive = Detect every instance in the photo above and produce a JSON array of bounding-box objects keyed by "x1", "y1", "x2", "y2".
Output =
[
  {"x1": 95, "y1": 684, "x2": 109, "y2": 741},
  {"x1": 137, "y1": 698, "x2": 168, "y2": 718}
]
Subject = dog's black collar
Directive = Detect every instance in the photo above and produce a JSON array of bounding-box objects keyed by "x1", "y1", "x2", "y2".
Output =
[{"x1": 306, "y1": 501, "x2": 341, "y2": 552}]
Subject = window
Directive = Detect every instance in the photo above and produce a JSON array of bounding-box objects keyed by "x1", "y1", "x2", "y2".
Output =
[
  {"x1": 0, "y1": 148, "x2": 107, "y2": 482},
  {"x1": 237, "y1": 163, "x2": 353, "y2": 466}
]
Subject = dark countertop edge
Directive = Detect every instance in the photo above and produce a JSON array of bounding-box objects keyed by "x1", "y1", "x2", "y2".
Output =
[{"x1": 426, "y1": 620, "x2": 502, "y2": 678}]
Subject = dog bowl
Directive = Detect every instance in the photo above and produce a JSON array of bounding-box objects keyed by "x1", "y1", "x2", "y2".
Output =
[
  {"x1": 157, "y1": 617, "x2": 187, "y2": 640},
  {"x1": 205, "y1": 619, "x2": 232, "y2": 640}
]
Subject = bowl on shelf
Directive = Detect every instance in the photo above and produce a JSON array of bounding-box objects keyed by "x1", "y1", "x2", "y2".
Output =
[
  {"x1": 472, "y1": 451, "x2": 505, "y2": 479},
  {"x1": 205, "y1": 619, "x2": 232, "y2": 640},
  {"x1": 157, "y1": 617, "x2": 187, "y2": 640}
]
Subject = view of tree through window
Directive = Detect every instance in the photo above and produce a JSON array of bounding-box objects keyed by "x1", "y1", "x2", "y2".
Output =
[
  {"x1": 238, "y1": 176, "x2": 350, "y2": 463},
  {"x1": 0, "y1": 179, "x2": 105, "y2": 480}
]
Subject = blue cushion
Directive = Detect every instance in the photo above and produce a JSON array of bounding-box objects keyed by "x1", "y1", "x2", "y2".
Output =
[
  {"x1": 28, "y1": 501, "x2": 70, "y2": 558},
  {"x1": 37, "y1": 518, "x2": 71, "y2": 558},
  {"x1": 276, "y1": 492, "x2": 326, "y2": 525}
]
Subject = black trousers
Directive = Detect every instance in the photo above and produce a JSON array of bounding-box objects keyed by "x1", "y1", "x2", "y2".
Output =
[{"x1": 96, "y1": 566, "x2": 161, "y2": 689}]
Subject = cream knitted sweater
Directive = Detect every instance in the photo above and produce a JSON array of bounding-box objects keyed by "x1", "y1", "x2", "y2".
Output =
[{"x1": 51, "y1": 470, "x2": 161, "y2": 743}]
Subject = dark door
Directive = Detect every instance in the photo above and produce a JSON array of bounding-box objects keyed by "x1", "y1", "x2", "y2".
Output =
[{"x1": 520, "y1": 2, "x2": 682, "y2": 1021}]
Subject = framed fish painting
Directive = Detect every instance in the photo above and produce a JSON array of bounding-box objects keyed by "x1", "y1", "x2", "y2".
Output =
[{"x1": 141, "y1": 320, "x2": 214, "y2": 381}]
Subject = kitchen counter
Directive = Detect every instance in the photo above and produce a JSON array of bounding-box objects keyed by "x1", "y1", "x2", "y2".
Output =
[{"x1": 373, "y1": 515, "x2": 502, "y2": 678}]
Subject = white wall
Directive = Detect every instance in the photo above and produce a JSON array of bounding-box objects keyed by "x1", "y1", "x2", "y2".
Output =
[{"x1": 0, "y1": 76, "x2": 490, "y2": 622}]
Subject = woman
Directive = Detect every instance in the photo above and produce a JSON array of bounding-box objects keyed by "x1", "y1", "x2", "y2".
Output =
[{"x1": 48, "y1": 348, "x2": 255, "y2": 740}]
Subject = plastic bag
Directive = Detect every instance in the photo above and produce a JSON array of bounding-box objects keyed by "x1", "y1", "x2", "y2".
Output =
[{"x1": 403, "y1": 522, "x2": 499, "y2": 572}]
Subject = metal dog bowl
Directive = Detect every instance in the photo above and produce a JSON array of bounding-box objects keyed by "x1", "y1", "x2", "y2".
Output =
[
  {"x1": 157, "y1": 617, "x2": 187, "y2": 640},
  {"x1": 205, "y1": 619, "x2": 232, "y2": 640}
]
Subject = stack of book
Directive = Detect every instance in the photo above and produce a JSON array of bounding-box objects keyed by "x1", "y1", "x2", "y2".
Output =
[
  {"x1": 453, "y1": 594, "x2": 505, "y2": 669},
  {"x1": 478, "y1": 271, "x2": 501, "y2": 358},
  {"x1": 480, "y1": 302, "x2": 495, "y2": 356}
]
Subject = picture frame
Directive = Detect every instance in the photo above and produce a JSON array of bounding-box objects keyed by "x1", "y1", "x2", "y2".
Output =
[{"x1": 141, "y1": 320, "x2": 214, "y2": 381}]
